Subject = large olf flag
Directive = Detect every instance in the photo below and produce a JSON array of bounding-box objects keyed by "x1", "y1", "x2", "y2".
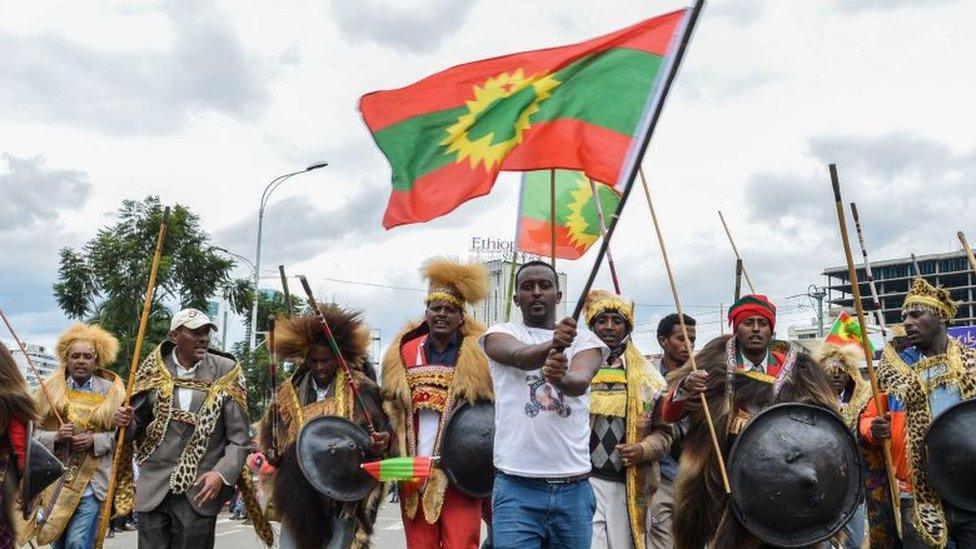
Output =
[
  {"x1": 360, "y1": 9, "x2": 689, "y2": 229},
  {"x1": 516, "y1": 170, "x2": 620, "y2": 260}
]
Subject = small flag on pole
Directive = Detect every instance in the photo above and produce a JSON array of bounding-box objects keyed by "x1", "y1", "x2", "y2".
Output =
[
  {"x1": 361, "y1": 456, "x2": 434, "y2": 482},
  {"x1": 826, "y1": 311, "x2": 874, "y2": 353}
]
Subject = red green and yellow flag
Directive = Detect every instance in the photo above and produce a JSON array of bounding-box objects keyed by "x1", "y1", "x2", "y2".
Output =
[
  {"x1": 516, "y1": 170, "x2": 620, "y2": 260},
  {"x1": 360, "y1": 9, "x2": 689, "y2": 229},
  {"x1": 360, "y1": 456, "x2": 433, "y2": 482},
  {"x1": 826, "y1": 311, "x2": 874, "y2": 353}
]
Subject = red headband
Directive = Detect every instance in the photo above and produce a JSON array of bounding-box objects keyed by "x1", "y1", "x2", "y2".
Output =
[{"x1": 728, "y1": 294, "x2": 776, "y2": 331}]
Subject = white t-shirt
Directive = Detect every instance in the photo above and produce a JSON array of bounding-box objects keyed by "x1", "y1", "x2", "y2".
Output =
[{"x1": 480, "y1": 322, "x2": 608, "y2": 478}]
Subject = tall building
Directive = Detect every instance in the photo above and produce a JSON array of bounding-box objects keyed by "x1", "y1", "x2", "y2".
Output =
[
  {"x1": 824, "y1": 250, "x2": 975, "y2": 327},
  {"x1": 9, "y1": 343, "x2": 59, "y2": 389},
  {"x1": 471, "y1": 258, "x2": 568, "y2": 327}
]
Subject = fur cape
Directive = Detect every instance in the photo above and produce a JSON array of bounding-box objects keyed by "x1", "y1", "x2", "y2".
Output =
[
  {"x1": 668, "y1": 335, "x2": 837, "y2": 549},
  {"x1": 34, "y1": 367, "x2": 125, "y2": 432},
  {"x1": 260, "y1": 307, "x2": 388, "y2": 549},
  {"x1": 380, "y1": 317, "x2": 492, "y2": 523}
]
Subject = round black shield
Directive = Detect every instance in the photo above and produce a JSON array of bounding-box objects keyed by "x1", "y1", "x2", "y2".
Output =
[
  {"x1": 20, "y1": 422, "x2": 66, "y2": 520},
  {"x1": 439, "y1": 401, "x2": 495, "y2": 498},
  {"x1": 925, "y1": 398, "x2": 976, "y2": 512},
  {"x1": 296, "y1": 416, "x2": 378, "y2": 502},
  {"x1": 728, "y1": 403, "x2": 863, "y2": 548}
]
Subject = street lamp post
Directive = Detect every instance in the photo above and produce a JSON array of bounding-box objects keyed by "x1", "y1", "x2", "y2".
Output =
[{"x1": 249, "y1": 162, "x2": 328, "y2": 350}]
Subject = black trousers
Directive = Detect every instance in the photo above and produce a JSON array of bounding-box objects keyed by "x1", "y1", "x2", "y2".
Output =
[
  {"x1": 902, "y1": 498, "x2": 976, "y2": 548},
  {"x1": 138, "y1": 493, "x2": 217, "y2": 549}
]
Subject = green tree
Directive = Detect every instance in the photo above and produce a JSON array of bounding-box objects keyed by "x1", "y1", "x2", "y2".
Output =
[{"x1": 53, "y1": 196, "x2": 252, "y2": 379}]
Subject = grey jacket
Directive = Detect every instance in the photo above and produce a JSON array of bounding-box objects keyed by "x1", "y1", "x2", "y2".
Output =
[
  {"x1": 36, "y1": 375, "x2": 117, "y2": 501},
  {"x1": 129, "y1": 343, "x2": 250, "y2": 515}
]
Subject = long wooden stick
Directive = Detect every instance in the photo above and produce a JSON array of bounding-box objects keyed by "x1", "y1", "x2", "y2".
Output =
[
  {"x1": 278, "y1": 265, "x2": 292, "y2": 314},
  {"x1": 733, "y1": 259, "x2": 743, "y2": 301},
  {"x1": 298, "y1": 276, "x2": 376, "y2": 433},
  {"x1": 587, "y1": 178, "x2": 621, "y2": 294},
  {"x1": 95, "y1": 206, "x2": 170, "y2": 548},
  {"x1": 267, "y1": 315, "x2": 279, "y2": 463},
  {"x1": 828, "y1": 165, "x2": 901, "y2": 536},
  {"x1": 718, "y1": 211, "x2": 756, "y2": 294},
  {"x1": 569, "y1": 0, "x2": 704, "y2": 320},
  {"x1": 850, "y1": 203, "x2": 888, "y2": 337},
  {"x1": 505, "y1": 250, "x2": 519, "y2": 322},
  {"x1": 641, "y1": 167, "x2": 731, "y2": 494},
  {"x1": 0, "y1": 307, "x2": 64, "y2": 423},
  {"x1": 960, "y1": 232, "x2": 976, "y2": 277}
]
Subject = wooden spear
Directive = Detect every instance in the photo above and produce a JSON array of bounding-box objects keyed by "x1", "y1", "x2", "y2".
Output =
[
  {"x1": 266, "y1": 315, "x2": 279, "y2": 463},
  {"x1": 850, "y1": 202, "x2": 889, "y2": 337},
  {"x1": 587, "y1": 178, "x2": 622, "y2": 295},
  {"x1": 641, "y1": 167, "x2": 731, "y2": 494},
  {"x1": 278, "y1": 265, "x2": 292, "y2": 314},
  {"x1": 718, "y1": 211, "x2": 756, "y2": 294},
  {"x1": 95, "y1": 206, "x2": 170, "y2": 548},
  {"x1": 0, "y1": 307, "x2": 64, "y2": 423},
  {"x1": 957, "y1": 232, "x2": 976, "y2": 277},
  {"x1": 828, "y1": 165, "x2": 901, "y2": 536},
  {"x1": 734, "y1": 259, "x2": 744, "y2": 302}
]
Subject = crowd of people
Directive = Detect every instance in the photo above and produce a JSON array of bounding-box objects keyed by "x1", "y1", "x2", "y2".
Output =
[{"x1": 1, "y1": 256, "x2": 974, "y2": 549}]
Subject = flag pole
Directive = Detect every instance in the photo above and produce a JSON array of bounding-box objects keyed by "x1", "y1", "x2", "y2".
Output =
[
  {"x1": 828, "y1": 165, "x2": 901, "y2": 536},
  {"x1": 549, "y1": 170, "x2": 557, "y2": 269},
  {"x1": 640, "y1": 167, "x2": 730, "y2": 493},
  {"x1": 960, "y1": 232, "x2": 976, "y2": 277},
  {"x1": 569, "y1": 0, "x2": 704, "y2": 321},
  {"x1": 588, "y1": 178, "x2": 622, "y2": 294},
  {"x1": 0, "y1": 307, "x2": 64, "y2": 423},
  {"x1": 850, "y1": 203, "x2": 888, "y2": 337},
  {"x1": 718, "y1": 211, "x2": 756, "y2": 294},
  {"x1": 96, "y1": 206, "x2": 170, "y2": 548}
]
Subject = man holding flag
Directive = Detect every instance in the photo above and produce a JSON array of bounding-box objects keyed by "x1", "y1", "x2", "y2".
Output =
[{"x1": 381, "y1": 258, "x2": 493, "y2": 549}]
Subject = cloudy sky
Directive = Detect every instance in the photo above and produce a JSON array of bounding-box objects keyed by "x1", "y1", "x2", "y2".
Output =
[{"x1": 2, "y1": 0, "x2": 974, "y2": 358}]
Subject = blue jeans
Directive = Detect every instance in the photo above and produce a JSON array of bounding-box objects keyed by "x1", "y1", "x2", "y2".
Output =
[
  {"x1": 840, "y1": 502, "x2": 866, "y2": 548},
  {"x1": 491, "y1": 472, "x2": 595, "y2": 549},
  {"x1": 52, "y1": 494, "x2": 101, "y2": 549}
]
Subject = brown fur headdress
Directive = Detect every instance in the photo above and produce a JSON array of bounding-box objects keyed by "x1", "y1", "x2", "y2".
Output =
[
  {"x1": 274, "y1": 305, "x2": 370, "y2": 367},
  {"x1": 56, "y1": 323, "x2": 119, "y2": 368},
  {"x1": 421, "y1": 257, "x2": 489, "y2": 309}
]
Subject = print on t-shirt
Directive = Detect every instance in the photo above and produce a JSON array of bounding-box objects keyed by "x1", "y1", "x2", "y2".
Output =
[{"x1": 524, "y1": 373, "x2": 571, "y2": 417}]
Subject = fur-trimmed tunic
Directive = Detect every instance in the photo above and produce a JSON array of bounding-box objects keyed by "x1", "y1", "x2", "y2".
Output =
[
  {"x1": 258, "y1": 367, "x2": 388, "y2": 549},
  {"x1": 19, "y1": 368, "x2": 125, "y2": 546},
  {"x1": 380, "y1": 319, "x2": 492, "y2": 524},
  {"x1": 664, "y1": 336, "x2": 837, "y2": 549}
]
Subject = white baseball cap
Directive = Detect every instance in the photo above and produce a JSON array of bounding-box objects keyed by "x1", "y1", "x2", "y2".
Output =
[{"x1": 169, "y1": 308, "x2": 218, "y2": 332}]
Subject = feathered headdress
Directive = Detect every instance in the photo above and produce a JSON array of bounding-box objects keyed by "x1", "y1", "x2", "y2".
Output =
[
  {"x1": 56, "y1": 323, "x2": 120, "y2": 368},
  {"x1": 421, "y1": 257, "x2": 489, "y2": 309},
  {"x1": 273, "y1": 305, "x2": 370, "y2": 367},
  {"x1": 583, "y1": 289, "x2": 635, "y2": 329}
]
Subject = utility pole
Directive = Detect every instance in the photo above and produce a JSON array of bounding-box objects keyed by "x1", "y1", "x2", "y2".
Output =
[{"x1": 807, "y1": 284, "x2": 828, "y2": 337}]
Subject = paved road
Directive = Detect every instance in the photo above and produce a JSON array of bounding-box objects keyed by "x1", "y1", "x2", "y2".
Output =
[{"x1": 98, "y1": 502, "x2": 425, "y2": 548}]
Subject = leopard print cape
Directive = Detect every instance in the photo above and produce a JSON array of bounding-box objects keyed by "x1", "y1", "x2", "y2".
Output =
[
  {"x1": 131, "y1": 345, "x2": 247, "y2": 494},
  {"x1": 877, "y1": 337, "x2": 976, "y2": 548}
]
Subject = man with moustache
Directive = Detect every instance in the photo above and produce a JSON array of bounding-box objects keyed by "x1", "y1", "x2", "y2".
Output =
[
  {"x1": 861, "y1": 278, "x2": 976, "y2": 548},
  {"x1": 115, "y1": 308, "x2": 256, "y2": 549},
  {"x1": 382, "y1": 258, "x2": 492, "y2": 549},
  {"x1": 24, "y1": 323, "x2": 125, "y2": 549},
  {"x1": 646, "y1": 313, "x2": 695, "y2": 549},
  {"x1": 583, "y1": 291, "x2": 671, "y2": 549},
  {"x1": 660, "y1": 295, "x2": 836, "y2": 547},
  {"x1": 480, "y1": 261, "x2": 608, "y2": 549}
]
